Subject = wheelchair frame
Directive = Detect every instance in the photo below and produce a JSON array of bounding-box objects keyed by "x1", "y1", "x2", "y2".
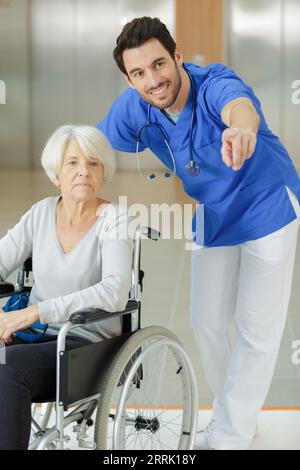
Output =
[{"x1": 0, "y1": 226, "x2": 198, "y2": 450}]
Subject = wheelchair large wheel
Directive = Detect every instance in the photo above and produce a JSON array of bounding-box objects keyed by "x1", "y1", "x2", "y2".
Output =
[{"x1": 94, "y1": 326, "x2": 198, "y2": 450}]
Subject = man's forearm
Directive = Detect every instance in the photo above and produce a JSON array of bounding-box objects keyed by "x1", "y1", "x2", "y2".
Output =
[
  {"x1": 221, "y1": 97, "x2": 260, "y2": 133},
  {"x1": 229, "y1": 100, "x2": 260, "y2": 133}
]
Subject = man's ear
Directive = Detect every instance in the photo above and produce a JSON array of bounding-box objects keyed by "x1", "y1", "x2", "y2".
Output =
[
  {"x1": 174, "y1": 47, "x2": 184, "y2": 67},
  {"x1": 123, "y1": 73, "x2": 135, "y2": 89}
]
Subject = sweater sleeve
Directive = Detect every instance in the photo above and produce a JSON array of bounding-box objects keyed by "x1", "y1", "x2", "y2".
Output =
[
  {"x1": 0, "y1": 207, "x2": 33, "y2": 282},
  {"x1": 37, "y1": 209, "x2": 134, "y2": 324}
]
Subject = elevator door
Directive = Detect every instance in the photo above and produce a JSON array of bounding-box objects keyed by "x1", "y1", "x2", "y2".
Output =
[
  {"x1": 31, "y1": 0, "x2": 175, "y2": 170},
  {"x1": 226, "y1": 0, "x2": 300, "y2": 167}
]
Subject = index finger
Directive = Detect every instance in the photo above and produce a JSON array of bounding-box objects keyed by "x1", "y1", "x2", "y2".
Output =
[{"x1": 232, "y1": 134, "x2": 243, "y2": 170}]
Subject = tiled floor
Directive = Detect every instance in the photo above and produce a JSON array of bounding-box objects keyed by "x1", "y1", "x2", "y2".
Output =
[{"x1": 1, "y1": 169, "x2": 300, "y2": 449}]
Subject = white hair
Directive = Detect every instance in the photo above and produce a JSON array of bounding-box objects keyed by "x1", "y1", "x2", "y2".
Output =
[{"x1": 41, "y1": 125, "x2": 116, "y2": 185}]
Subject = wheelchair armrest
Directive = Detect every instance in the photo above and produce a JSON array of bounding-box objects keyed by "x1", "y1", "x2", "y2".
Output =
[
  {"x1": 69, "y1": 299, "x2": 139, "y2": 325},
  {"x1": 0, "y1": 282, "x2": 15, "y2": 298}
]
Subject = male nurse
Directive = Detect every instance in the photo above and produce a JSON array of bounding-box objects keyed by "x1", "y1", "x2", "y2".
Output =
[{"x1": 98, "y1": 17, "x2": 300, "y2": 450}]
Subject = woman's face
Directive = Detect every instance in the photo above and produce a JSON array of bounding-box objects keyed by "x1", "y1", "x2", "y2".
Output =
[{"x1": 58, "y1": 139, "x2": 105, "y2": 202}]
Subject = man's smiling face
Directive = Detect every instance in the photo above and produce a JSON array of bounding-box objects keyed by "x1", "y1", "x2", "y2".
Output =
[{"x1": 122, "y1": 38, "x2": 183, "y2": 110}]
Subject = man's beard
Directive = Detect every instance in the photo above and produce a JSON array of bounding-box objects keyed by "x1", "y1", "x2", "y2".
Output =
[{"x1": 140, "y1": 64, "x2": 182, "y2": 110}]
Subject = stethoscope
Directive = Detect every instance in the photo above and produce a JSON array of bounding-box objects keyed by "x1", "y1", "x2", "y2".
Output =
[{"x1": 135, "y1": 68, "x2": 200, "y2": 180}]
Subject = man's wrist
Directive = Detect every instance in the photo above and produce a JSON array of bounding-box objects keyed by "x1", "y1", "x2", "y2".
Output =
[
  {"x1": 229, "y1": 99, "x2": 260, "y2": 134},
  {"x1": 230, "y1": 125, "x2": 258, "y2": 135}
]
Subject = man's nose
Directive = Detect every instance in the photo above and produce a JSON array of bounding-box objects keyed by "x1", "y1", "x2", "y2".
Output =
[{"x1": 146, "y1": 71, "x2": 161, "y2": 91}]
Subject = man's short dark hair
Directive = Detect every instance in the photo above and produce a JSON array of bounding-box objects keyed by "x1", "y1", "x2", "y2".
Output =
[{"x1": 113, "y1": 17, "x2": 176, "y2": 76}]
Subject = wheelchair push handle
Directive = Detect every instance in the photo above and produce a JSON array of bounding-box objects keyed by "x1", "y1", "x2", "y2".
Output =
[{"x1": 139, "y1": 226, "x2": 160, "y2": 241}]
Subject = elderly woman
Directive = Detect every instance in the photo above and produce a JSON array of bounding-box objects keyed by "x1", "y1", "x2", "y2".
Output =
[{"x1": 0, "y1": 125, "x2": 133, "y2": 450}]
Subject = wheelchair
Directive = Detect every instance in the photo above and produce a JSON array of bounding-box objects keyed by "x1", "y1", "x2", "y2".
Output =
[{"x1": 0, "y1": 226, "x2": 198, "y2": 450}]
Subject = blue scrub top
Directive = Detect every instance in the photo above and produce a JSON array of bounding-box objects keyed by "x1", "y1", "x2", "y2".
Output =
[{"x1": 98, "y1": 63, "x2": 300, "y2": 247}]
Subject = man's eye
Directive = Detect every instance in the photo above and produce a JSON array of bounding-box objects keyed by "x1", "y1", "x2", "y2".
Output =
[
  {"x1": 134, "y1": 71, "x2": 143, "y2": 78},
  {"x1": 89, "y1": 161, "x2": 98, "y2": 167},
  {"x1": 155, "y1": 62, "x2": 164, "y2": 69},
  {"x1": 68, "y1": 161, "x2": 77, "y2": 165}
]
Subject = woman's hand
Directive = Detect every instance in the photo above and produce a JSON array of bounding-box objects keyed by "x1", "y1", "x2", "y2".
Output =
[{"x1": 0, "y1": 305, "x2": 40, "y2": 344}]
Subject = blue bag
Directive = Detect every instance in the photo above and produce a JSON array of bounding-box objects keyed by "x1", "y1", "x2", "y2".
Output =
[{"x1": 2, "y1": 292, "x2": 48, "y2": 343}]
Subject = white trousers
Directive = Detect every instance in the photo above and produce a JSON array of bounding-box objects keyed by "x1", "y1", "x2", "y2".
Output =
[{"x1": 190, "y1": 187, "x2": 300, "y2": 450}]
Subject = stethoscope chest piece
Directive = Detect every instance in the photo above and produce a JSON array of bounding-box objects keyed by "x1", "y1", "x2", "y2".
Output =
[{"x1": 184, "y1": 160, "x2": 200, "y2": 177}]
